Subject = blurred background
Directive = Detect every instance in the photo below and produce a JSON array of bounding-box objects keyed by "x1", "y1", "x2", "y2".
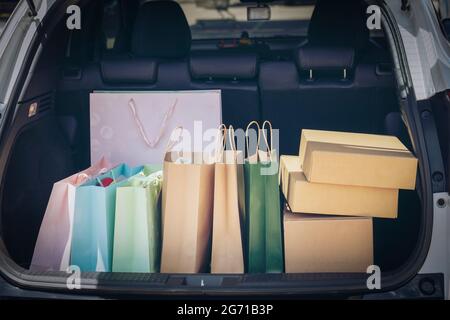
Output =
[{"x1": 0, "y1": 0, "x2": 18, "y2": 33}]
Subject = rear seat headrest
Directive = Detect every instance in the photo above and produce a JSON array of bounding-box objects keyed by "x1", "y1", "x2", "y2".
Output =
[
  {"x1": 101, "y1": 58, "x2": 158, "y2": 84},
  {"x1": 131, "y1": 1, "x2": 191, "y2": 59},
  {"x1": 296, "y1": 46, "x2": 355, "y2": 73},
  {"x1": 190, "y1": 52, "x2": 259, "y2": 80}
]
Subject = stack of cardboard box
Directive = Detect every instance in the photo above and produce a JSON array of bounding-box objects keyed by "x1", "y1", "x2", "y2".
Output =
[{"x1": 280, "y1": 130, "x2": 418, "y2": 273}]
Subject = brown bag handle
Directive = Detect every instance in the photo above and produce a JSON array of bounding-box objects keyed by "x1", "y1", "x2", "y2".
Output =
[{"x1": 215, "y1": 124, "x2": 228, "y2": 162}]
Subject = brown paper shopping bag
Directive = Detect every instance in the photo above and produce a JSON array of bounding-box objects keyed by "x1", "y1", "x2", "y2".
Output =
[
  {"x1": 211, "y1": 126, "x2": 245, "y2": 274},
  {"x1": 160, "y1": 128, "x2": 215, "y2": 273}
]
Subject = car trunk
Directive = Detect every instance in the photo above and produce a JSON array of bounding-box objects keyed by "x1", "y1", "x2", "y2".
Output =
[{"x1": 0, "y1": 0, "x2": 431, "y2": 297}]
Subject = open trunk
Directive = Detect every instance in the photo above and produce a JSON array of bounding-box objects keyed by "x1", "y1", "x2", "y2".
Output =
[{"x1": 0, "y1": 0, "x2": 434, "y2": 297}]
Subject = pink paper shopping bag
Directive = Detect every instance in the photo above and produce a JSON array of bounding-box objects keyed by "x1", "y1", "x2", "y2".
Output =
[
  {"x1": 90, "y1": 91, "x2": 222, "y2": 166},
  {"x1": 30, "y1": 158, "x2": 112, "y2": 271}
]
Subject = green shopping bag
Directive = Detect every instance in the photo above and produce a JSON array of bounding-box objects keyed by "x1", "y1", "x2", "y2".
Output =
[
  {"x1": 244, "y1": 121, "x2": 283, "y2": 273},
  {"x1": 112, "y1": 165, "x2": 163, "y2": 273}
]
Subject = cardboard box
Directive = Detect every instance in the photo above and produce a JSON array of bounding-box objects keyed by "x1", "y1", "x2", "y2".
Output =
[
  {"x1": 299, "y1": 130, "x2": 418, "y2": 190},
  {"x1": 284, "y1": 210, "x2": 373, "y2": 273},
  {"x1": 280, "y1": 156, "x2": 398, "y2": 218}
]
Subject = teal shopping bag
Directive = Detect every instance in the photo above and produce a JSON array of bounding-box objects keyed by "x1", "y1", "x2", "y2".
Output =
[
  {"x1": 112, "y1": 165, "x2": 163, "y2": 273},
  {"x1": 70, "y1": 164, "x2": 143, "y2": 272},
  {"x1": 244, "y1": 121, "x2": 283, "y2": 273}
]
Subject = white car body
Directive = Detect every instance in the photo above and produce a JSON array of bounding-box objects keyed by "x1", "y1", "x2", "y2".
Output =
[{"x1": 384, "y1": 0, "x2": 450, "y2": 299}]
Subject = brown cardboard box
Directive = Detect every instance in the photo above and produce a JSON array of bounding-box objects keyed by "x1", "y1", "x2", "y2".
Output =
[
  {"x1": 280, "y1": 155, "x2": 398, "y2": 218},
  {"x1": 284, "y1": 209, "x2": 373, "y2": 273},
  {"x1": 299, "y1": 130, "x2": 418, "y2": 190}
]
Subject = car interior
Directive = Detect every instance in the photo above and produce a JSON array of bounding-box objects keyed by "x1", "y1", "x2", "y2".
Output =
[{"x1": 0, "y1": 0, "x2": 422, "y2": 285}]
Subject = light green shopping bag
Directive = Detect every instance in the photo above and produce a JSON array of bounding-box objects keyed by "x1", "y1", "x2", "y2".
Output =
[
  {"x1": 244, "y1": 121, "x2": 283, "y2": 273},
  {"x1": 112, "y1": 165, "x2": 163, "y2": 273}
]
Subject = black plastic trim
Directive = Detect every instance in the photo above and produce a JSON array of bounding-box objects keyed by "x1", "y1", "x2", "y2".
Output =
[{"x1": 415, "y1": 99, "x2": 446, "y2": 192}]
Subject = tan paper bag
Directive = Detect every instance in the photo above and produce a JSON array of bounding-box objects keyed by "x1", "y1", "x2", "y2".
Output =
[
  {"x1": 211, "y1": 126, "x2": 245, "y2": 274},
  {"x1": 161, "y1": 129, "x2": 215, "y2": 273}
]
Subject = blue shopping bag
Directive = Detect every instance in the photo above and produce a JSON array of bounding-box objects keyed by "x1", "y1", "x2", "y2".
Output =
[{"x1": 70, "y1": 164, "x2": 143, "y2": 272}]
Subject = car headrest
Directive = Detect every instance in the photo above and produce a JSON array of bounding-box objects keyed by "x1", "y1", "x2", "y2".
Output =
[
  {"x1": 308, "y1": 0, "x2": 369, "y2": 50},
  {"x1": 100, "y1": 58, "x2": 158, "y2": 84},
  {"x1": 296, "y1": 47, "x2": 355, "y2": 71},
  {"x1": 131, "y1": 1, "x2": 191, "y2": 59},
  {"x1": 190, "y1": 52, "x2": 259, "y2": 80}
]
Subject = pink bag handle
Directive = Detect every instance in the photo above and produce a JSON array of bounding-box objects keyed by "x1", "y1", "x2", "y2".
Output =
[
  {"x1": 75, "y1": 167, "x2": 109, "y2": 185},
  {"x1": 129, "y1": 98, "x2": 178, "y2": 148},
  {"x1": 75, "y1": 173, "x2": 90, "y2": 185}
]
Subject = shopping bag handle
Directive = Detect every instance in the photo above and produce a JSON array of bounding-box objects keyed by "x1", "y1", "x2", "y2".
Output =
[
  {"x1": 228, "y1": 125, "x2": 237, "y2": 152},
  {"x1": 228, "y1": 125, "x2": 240, "y2": 163},
  {"x1": 245, "y1": 121, "x2": 261, "y2": 160},
  {"x1": 128, "y1": 98, "x2": 178, "y2": 148},
  {"x1": 131, "y1": 170, "x2": 163, "y2": 188},
  {"x1": 75, "y1": 167, "x2": 108, "y2": 185},
  {"x1": 261, "y1": 120, "x2": 274, "y2": 162},
  {"x1": 214, "y1": 124, "x2": 228, "y2": 162},
  {"x1": 75, "y1": 173, "x2": 90, "y2": 185}
]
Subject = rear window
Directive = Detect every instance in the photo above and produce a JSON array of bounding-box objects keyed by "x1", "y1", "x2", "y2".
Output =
[
  {"x1": 430, "y1": 0, "x2": 450, "y2": 39},
  {"x1": 99, "y1": 0, "x2": 315, "y2": 52},
  {"x1": 431, "y1": 0, "x2": 448, "y2": 19},
  {"x1": 0, "y1": 0, "x2": 17, "y2": 33},
  {"x1": 95, "y1": 0, "x2": 387, "y2": 55},
  {"x1": 180, "y1": 0, "x2": 315, "y2": 40}
]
